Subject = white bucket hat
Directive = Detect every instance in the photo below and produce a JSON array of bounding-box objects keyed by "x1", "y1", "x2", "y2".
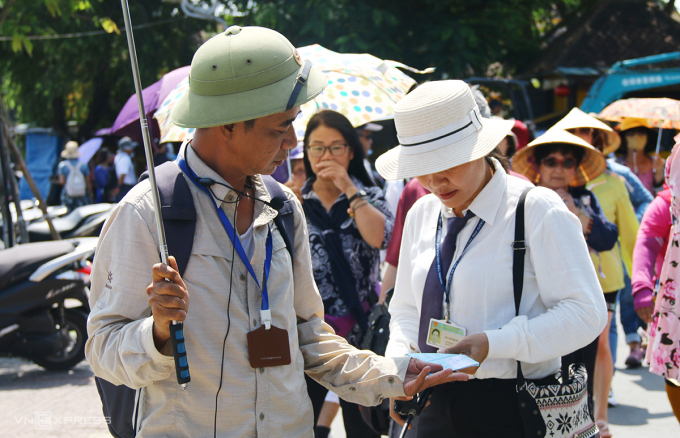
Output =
[
  {"x1": 375, "y1": 80, "x2": 514, "y2": 180},
  {"x1": 61, "y1": 141, "x2": 80, "y2": 159}
]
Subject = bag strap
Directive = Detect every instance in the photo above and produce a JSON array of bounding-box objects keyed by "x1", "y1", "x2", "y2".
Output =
[
  {"x1": 139, "y1": 162, "x2": 197, "y2": 276},
  {"x1": 513, "y1": 187, "x2": 533, "y2": 384},
  {"x1": 262, "y1": 175, "x2": 295, "y2": 263},
  {"x1": 512, "y1": 188, "x2": 532, "y2": 317}
]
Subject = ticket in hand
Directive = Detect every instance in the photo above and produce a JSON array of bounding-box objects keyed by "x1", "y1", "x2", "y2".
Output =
[{"x1": 406, "y1": 353, "x2": 479, "y2": 372}]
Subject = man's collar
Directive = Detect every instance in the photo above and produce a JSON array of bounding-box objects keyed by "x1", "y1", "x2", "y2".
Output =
[
  {"x1": 179, "y1": 141, "x2": 277, "y2": 226},
  {"x1": 441, "y1": 158, "x2": 505, "y2": 226}
]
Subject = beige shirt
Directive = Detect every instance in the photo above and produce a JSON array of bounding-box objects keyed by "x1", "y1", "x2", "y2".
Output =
[{"x1": 85, "y1": 145, "x2": 408, "y2": 437}]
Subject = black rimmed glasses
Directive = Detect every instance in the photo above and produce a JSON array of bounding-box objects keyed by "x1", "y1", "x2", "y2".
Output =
[{"x1": 307, "y1": 143, "x2": 349, "y2": 157}]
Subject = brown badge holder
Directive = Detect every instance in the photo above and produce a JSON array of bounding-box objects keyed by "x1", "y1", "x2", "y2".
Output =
[{"x1": 247, "y1": 325, "x2": 292, "y2": 368}]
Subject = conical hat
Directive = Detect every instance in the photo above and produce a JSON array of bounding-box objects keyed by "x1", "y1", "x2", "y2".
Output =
[
  {"x1": 552, "y1": 108, "x2": 621, "y2": 155},
  {"x1": 513, "y1": 129, "x2": 606, "y2": 187}
]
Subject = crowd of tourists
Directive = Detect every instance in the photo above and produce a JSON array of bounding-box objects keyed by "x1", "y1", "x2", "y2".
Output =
[
  {"x1": 279, "y1": 86, "x2": 680, "y2": 438},
  {"x1": 54, "y1": 136, "x2": 174, "y2": 212},
  {"x1": 83, "y1": 25, "x2": 680, "y2": 438}
]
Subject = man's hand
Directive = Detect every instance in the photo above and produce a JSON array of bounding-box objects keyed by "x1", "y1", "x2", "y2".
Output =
[
  {"x1": 402, "y1": 357, "x2": 468, "y2": 396},
  {"x1": 390, "y1": 358, "x2": 469, "y2": 426},
  {"x1": 147, "y1": 256, "x2": 189, "y2": 352},
  {"x1": 439, "y1": 332, "x2": 489, "y2": 375}
]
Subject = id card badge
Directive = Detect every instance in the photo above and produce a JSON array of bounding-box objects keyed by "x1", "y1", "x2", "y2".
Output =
[
  {"x1": 426, "y1": 318, "x2": 466, "y2": 349},
  {"x1": 247, "y1": 325, "x2": 292, "y2": 368}
]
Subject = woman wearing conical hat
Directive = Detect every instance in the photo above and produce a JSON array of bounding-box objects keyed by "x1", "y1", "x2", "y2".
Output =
[
  {"x1": 554, "y1": 108, "x2": 652, "y2": 390},
  {"x1": 514, "y1": 129, "x2": 630, "y2": 437},
  {"x1": 553, "y1": 108, "x2": 653, "y2": 221}
]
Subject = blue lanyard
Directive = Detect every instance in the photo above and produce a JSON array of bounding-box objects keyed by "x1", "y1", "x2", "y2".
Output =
[
  {"x1": 435, "y1": 212, "x2": 485, "y2": 321},
  {"x1": 176, "y1": 156, "x2": 274, "y2": 327}
]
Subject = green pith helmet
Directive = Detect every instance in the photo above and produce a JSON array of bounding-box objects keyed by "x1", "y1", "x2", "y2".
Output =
[{"x1": 171, "y1": 26, "x2": 327, "y2": 128}]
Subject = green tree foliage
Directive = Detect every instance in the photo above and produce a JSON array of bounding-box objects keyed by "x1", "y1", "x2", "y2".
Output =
[
  {"x1": 224, "y1": 0, "x2": 589, "y2": 79},
  {"x1": 0, "y1": 0, "x2": 212, "y2": 139},
  {"x1": 2, "y1": 0, "x2": 675, "y2": 136}
]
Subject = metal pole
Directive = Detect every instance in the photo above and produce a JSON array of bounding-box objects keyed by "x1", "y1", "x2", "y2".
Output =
[
  {"x1": 120, "y1": 0, "x2": 190, "y2": 388},
  {"x1": 0, "y1": 127, "x2": 12, "y2": 248},
  {"x1": 0, "y1": 110, "x2": 27, "y2": 243},
  {"x1": 655, "y1": 126, "x2": 663, "y2": 155}
]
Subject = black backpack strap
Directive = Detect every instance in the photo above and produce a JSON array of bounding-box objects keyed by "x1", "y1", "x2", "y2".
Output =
[
  {"x1": 139, "y1": 162, "x2": 197, "y2": 275},
  {"x1": 97, "y1": 162, "x2": 197, "y2": 438},
  {"x1": 261, "y1": 175, "x2": 295, "y2": 263}
]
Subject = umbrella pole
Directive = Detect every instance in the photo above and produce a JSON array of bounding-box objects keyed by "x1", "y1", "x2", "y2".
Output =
[
  {"x1": 286, "y1": 156, "x2": 293, "y2": 182},
  {"x1": 656, "y1": 127, "x2": 663, "y2": 155},
  {"x1": 120, "y1": 0, "x2": 190, "y2": 389}
]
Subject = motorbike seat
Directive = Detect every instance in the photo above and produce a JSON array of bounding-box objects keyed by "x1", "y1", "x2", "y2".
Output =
[
  {"x1": 0, "y1": 240, "x2": 75, "y2": 290},
  {"x1": 27, "y1": 204, "x2": 112, "y2": 240}
]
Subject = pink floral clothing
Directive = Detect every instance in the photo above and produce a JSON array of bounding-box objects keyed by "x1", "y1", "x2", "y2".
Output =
[
  {"x1": 647, "y1": 140, "x2": 680, "y2": 379},
  {"x1": 632, "y1": 190, "x2": 671, "y2": 311}
]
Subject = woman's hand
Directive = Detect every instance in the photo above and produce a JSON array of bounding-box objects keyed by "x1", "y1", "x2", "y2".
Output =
[
  {"x1": 636, "y1": 306, "x2": 653, "y2": 324},
  {"x1": 283, "y1": 179, "x2": 303, "y2": 203},
  {"x1": 439, "y1": 332, "x2": 489, "y2": 375},
  {"x1": 315, "y1": 160, "x2": 356, "y2": 195},
  {"x1": 554, "y1": 188, "x2": 591, "y2": 234},
  {"x1": 554, "y1": 188, "x2": 579, "y2": 215},
  {"x1": 652, "y1": 154, "x2": 666, "y2": 184}
]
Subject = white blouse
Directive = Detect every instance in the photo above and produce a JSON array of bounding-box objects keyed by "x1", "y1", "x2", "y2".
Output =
[{"x1": 385, "y1": 159, "x2": 608, "y2": 379}]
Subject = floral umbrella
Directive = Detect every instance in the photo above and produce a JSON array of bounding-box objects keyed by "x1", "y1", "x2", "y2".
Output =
[
  {"x1": 598, "y1": 98, "x2": 680, "y2": 129},
  {"x1": 154, "y1": 45, "x2": 433, "y2": 144},
  {"x1": 154, "y1": 79, "x2": 194, "y2": 144}
]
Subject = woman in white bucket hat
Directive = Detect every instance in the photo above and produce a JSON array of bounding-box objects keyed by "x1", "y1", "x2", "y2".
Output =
[{"x1": 378, "y1": 80, "x2": 607, "y2": 437}]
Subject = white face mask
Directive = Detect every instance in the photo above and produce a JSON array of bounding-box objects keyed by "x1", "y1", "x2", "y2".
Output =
[{"x1": 626, "y1": 133, "x2": 647, "y2": 151}]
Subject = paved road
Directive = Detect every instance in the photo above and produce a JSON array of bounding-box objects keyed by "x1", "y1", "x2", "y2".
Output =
[
  {"x1": 0, "y1": 357, "x2": 110, "y2": 437},
  {"x1": 1, "y1": 317, "x2": 678, "y2": 437}
]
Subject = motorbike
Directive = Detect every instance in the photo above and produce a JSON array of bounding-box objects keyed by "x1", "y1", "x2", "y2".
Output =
[
  {"x1": 26, "y1": 203, "x2": 114, "y2": 242},
  {"x1": 0, "y1": 237, "x2": 97, "y2": 370}
]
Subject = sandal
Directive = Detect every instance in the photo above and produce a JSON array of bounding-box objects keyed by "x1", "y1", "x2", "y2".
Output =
[{"x1": 596, "y1": 420, "x2": 612, "y2": 438}]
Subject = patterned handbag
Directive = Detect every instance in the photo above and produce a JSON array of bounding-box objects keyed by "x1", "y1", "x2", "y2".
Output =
[{"x1": 512, "y1": 188, "x2": 599, "y2": 438}]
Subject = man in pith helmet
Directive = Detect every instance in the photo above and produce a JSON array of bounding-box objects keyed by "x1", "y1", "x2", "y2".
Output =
[{"x1": 86, "y1": 26, "x2": 465, "y2": 436}]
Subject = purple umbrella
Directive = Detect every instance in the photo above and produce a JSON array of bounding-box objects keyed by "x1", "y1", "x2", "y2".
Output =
[{"x1": 111, "y1": 65, "x2": 190, "y2": 144}]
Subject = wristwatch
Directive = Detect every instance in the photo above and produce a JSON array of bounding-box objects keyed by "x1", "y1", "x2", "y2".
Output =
[{"x1": 347, "y1": 189, "x2": 367, "y2": 205}]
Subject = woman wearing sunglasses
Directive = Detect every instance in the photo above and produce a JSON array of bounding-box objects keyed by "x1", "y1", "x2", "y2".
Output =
[
  {"x1": 553, "y1": 109, "x2": 649, "y2": 390},
  {"x1": 300, "y1": 110, "x2": 394, "y2": 438},
  {"x1": 514, "y1": 129, "x2": 620, "y2": 437}
]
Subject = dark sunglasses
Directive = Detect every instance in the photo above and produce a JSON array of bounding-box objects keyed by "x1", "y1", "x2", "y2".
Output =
[
  {"x1": 571, "y1": 127, "x2": 593, "y2": 136},
  {"x1": 541, "y1": 156, "x2": 578, "y2": 169}
]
